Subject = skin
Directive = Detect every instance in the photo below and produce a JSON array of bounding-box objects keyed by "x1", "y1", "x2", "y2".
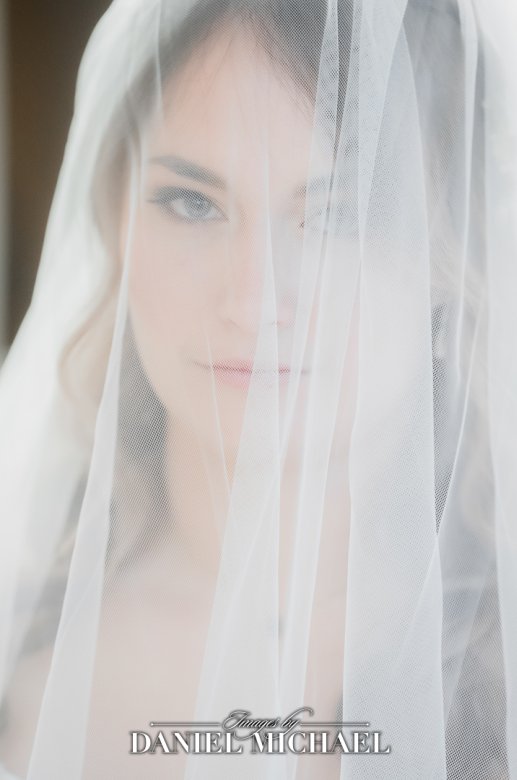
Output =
[{"x1": 0, "y1": 24, "x2": 358, "y2": 780}]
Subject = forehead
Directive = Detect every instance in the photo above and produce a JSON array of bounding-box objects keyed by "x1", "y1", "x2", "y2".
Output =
[{"x1": 144, "y1": 26, "x2": 331, "y2": 186}]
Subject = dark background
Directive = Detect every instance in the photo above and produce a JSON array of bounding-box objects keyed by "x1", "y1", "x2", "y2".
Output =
[{"x1": 5, "y1": 0, "x2": 111, "y2": 344}]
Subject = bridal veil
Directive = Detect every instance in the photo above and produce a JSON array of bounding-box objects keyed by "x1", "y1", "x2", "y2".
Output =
[{"x1": 0, "y1": 0, "x2": 516, "y2": 778}]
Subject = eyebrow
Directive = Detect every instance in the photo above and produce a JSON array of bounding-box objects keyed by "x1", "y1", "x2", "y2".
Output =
[
  {"x1": 149, "y1": 154, "x2": 336, "y2": 199},
  {"x1": 148, "y1": 155, "x2": 227, "y2": 189}
]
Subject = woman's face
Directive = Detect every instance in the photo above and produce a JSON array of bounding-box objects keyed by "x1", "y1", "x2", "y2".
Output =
[{"x1": 123, "y1": 26, "x2": 358, "y2": 458}]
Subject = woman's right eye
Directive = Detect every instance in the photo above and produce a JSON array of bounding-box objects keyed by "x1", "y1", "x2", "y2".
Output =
[{"x1": 148, "y1": 187, "x2": 226, "y2": 223}]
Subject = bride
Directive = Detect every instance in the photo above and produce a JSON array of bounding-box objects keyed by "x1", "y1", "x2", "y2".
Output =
[{"x1": 0, "y1": 0, "x2": 515, "y2": 778}]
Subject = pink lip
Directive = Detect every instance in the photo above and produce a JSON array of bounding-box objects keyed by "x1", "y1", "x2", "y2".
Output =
[{"x1": 193, "y1": 360, "x2": 305, "y2": 389}]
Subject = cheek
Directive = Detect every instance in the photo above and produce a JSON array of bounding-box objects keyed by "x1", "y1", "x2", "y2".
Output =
[{"x1": 127, "y1": 220, "x2": 211, "y2": 351}]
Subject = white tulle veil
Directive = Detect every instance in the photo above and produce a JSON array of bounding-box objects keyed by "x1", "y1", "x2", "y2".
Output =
[{"x1": 0, "y1": 0, "x2": 516, "y2": 778}]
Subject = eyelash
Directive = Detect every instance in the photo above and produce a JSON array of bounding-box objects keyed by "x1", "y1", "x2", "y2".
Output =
[
  {"x1": 148, "y1": 186, "x2": 354, "y2": 236},
  {"x1": 148, "y1": 186, "x2": 226, "y2": 223},
  {"x1": 302, "y1": 203, "x2": 355, "y2": 235}
]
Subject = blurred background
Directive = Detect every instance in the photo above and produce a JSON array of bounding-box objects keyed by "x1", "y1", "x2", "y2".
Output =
[{"x1": 0, "y1": 0, "x2": 111, "y2": 359}]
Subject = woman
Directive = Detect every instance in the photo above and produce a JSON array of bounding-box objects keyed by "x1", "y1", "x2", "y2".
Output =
[{"x1": 0, "y1": 0, "x2": 515, "y2": 777}]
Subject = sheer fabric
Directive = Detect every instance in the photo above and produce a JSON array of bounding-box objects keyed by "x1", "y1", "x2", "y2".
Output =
[{"x1": 0, "y1": 0, "x2": 516, "y2": 778}]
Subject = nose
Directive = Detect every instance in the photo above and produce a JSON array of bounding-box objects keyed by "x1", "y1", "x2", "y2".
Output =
[{"x1": 218, "y1": 224, "x2": 293, "y2": 334}]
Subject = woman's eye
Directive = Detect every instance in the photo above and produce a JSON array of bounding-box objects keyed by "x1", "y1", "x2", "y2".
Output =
[
  {"x1": 149, "y1": 187, "x2": 225, "y2": 223},
  {"x1": 301, "y1": 202, "x2": 355, "y2": 236}
]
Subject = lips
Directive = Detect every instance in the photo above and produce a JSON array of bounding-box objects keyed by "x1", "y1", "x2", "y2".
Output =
[
  {"x1": 193, "y1": 359, "x2": 306, "y2": 389},
  {"x1": 215, "y1": 360, "x2": 291, "y2": 373},
  {"x1": 195, "y1": 358, "x2": 294, "y2": 372}
]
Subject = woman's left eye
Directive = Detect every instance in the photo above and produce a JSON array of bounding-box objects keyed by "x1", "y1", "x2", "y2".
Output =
[
  {"x1": 301, "y1": 201, "x2": 356, "y2": 236},
  {"x1": 149, "y1": 187, "x2": 225, "y2": 223}
]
